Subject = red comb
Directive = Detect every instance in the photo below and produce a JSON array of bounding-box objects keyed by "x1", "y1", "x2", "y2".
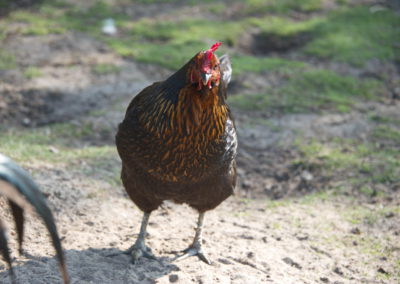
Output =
[{"x1": 206, "y1": 42, "x2": 222, "y2": 59}]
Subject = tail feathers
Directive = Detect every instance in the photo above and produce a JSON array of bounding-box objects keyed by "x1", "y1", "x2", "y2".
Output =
[
  {"x1": 0, "y1": 154, "x2": 69, "y2": 284},
  {"x1": 9, "y1": 201, "x2": 24, "y2": 255},
  {"x1": 0, "y1": 219, "x2": 14, "y2": 283},
  {"x1": 219, "y1": 54, "x2": 232, "y2": 88}
]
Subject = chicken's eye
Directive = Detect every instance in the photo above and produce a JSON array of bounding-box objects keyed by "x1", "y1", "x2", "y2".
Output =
[{"x1": 213, "y1": 64, "x2": 219, "y2": 70}]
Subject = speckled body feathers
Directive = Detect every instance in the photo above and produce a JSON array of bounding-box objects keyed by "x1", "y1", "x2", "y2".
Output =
[{"x1": 116, "y1": 53, "x2": 237, "y2": 213}]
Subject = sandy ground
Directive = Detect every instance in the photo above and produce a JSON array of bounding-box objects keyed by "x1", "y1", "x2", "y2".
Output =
[{"x1": 0, "y1": 163, "x2": 398, "y2": 284}]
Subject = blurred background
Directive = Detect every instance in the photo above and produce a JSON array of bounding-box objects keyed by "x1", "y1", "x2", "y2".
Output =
[{"x1": 0, "y1": 0, "x2": 399, "y2": 282}]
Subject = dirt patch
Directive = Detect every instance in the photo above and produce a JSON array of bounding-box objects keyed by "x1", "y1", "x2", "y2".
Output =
[
  {"x1": 1, "y1": 165, "x2": 398, "y2": 283},
  {"x1": 248, "y1": 31, "x2": 312, "y2": 55},
  {"x1": 0, "y1": 0, "x2": 44, "y2": 16},
  {"x1": 0, "y1": 33, "x2": 155, "y2": 127}
]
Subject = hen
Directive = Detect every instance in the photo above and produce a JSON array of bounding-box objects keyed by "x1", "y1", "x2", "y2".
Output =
[
  {"x1": 115, "y1": 42, "x2": 237, "y2": 264},
  {"x1": 0, "y1": 154, "x2": 69, "y2": 283}
]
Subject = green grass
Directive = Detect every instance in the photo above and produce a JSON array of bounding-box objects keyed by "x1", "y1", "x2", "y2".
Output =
[
  {"x1": 0, "y1": 123, "x2": 115, "y2": 164},
  {"x1": 266, "y1": 199, "x2": 290, "y2": 209},
  {"x1": 297, "y1": 139, "x2": 362, "y2": 171},
  {"x1": 249, "y1": 15, "x2": 322, "y2": 36},
  {"x1": 0, "y1": 49, "x2": 16, "y2": 70},
  {"x1": 111, "y1": 18, "x2": 247, "y2": 68},
  {"x1": 0, "y1": 1, "x2": 318, "y2": 70},
  {"x1": 242, "y1": 7, "x2": 399, "y2": 66},
  {"x1": 61, "y1": 1, "x2": 128, "y2": 34},
  {"x1": 277, "y1": 69, "x2": 382, "y2": 112},
  {"x1": 128, "y1": 18, "x2": 243, "y2": 44},
  {"x1": 343, "y1": 205, "x2": 400, "y2": 226},
  {"x1": 55, "y1": 2, "x2": 235, "y2": 69},
  {"x1": 230, "y1": 68, "x2": 383, "y2": 113},
  {"x1": 294, "y1": 136, "x2": 400, "y2": 194},
  {"x1": 9, "y1": 10, "x2": 66, "y2": 35},
  {"x1": 0, "y1": 119, "x2": 122, "y2": 186},
  {"x1": 229, "y1": 93, "x2": 270, "y2": 111},
  {"x1": 369, "y1": 115, "x2": 400, "y2": 125},
  {"x1": 107, "y1": 39, "x2": 207, "y2": 69},
  {"x1": 298, "y1": 191, "x2": 332, "y2": 204},
  {"x1": 4, "y1": 1, "x2": 243, "y2": 69},
  {"x1": 24, "y1": 66, "x2": 43, "y2": 79},
  {"x1": 231, "y1": 55, "x2": 306, "y2": 75},
  {"x1": 2, "y1": 1, "x2": 120, "y2": 36},
  {"x1": 241, "y1": 0, "x2": 324, "y2": 14},
  {"x1": 3, "y1": 1, "x2": 397, "y2": 70},
  {"x1": 235, "y1": 6, "x2": 399, "y2": 67},
  {"x1": 92, "y1": 63, "x2": 121, "y2": 75},
  {"x1": 245, "y1": 117, "x2": 283, "y2": 132},
  {"x1": 304, "y1": 7, "x2": 400, "y2": 66},
  {"x1": 2, "y1": 0, "x2": 398, "y2": 69},
  {"x1": 372, "y1": 126, "x2": 400, "y2": 144}
]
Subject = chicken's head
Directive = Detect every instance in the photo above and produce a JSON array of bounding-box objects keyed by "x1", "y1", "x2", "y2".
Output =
[{"x1": 190, "y1": 42, "x2": 222, "y2": 90}]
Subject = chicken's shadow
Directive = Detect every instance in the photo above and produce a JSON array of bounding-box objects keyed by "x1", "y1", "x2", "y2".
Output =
[{"x1": 0, "y1": 247, "x2": 179, "y2": 283}]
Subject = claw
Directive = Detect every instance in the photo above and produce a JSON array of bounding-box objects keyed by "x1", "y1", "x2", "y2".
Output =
[
  {"x1": 174, "y1": 245, "x2": 211, "y2": 265},
  {"x1": 129, "y1": 243, "x2": 157, "y2": 264},
  {"x1": 106, "y1": 244, "x2": 158, "y2": 263},
  {"x1": 108, "y1": 212, "x2": 160, "y2": 264}
]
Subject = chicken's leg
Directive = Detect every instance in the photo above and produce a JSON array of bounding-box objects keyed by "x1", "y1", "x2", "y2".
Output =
[
  {"x1": 126, "y1": 212, "x2": 157, "y2": 263},
  {"x1": 108, "y1": 212, "x2": 156, "y2": 263},
  {"x1": 175, "y1": 212, "x2": 211, "y2": 264}
]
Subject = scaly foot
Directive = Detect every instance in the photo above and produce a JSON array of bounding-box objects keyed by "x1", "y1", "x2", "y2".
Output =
[
  {"x1": 174, "y1": 212, "x2": 211, "y2": 264},
  {"x1": 107, "y1": 212, "x2": 157, "y2": 263},
  {"x1": 106, "y1": 241, "x2": 157, "y2": 263},
  {"x1": 126, "y1": 241, "x2": 157, "y2": 264},
  {"x1": 174, "y1": 241, "x2": 211, "y2": 265}
]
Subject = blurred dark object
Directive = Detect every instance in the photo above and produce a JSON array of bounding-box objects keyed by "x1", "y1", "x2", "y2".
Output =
[
  {"x1": 0, "y1": 153, "x2": 69, "y2": 284},
  {"x1": 0, "y1": 0, "x2": 44, "y2": 17}
]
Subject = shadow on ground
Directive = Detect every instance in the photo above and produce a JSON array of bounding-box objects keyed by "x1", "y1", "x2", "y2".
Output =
[{"x1": 0, "y1": 248, "x2": 179, "y2": 283}]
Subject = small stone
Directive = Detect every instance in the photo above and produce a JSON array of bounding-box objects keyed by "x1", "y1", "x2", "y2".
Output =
[
  {"x1": 22, "y1": 117, "x2": 31, "y2": 125},
  {"x1": 274, "y1": 170, "x2": 290, "y2": 182},
  {"x1": 320, "y1": 277, "x2": 329, "y2": 283},
  {"x1": 350, "y1": 227, "x2": 361, "y2": 235},
  {"x1": 301, "y1": 170, "x2": 313, "y2": 181},
  {"x1": 377, "y1": 267, "x2": 388, "y2": 275},
  {"x1": 218, "y1": 258, "x2": 232, "y2": 265},
  {"x1": 49, "y1": 146, "x2": 59, "y2": 154},
  {"x1": 333, "y1": 267, "x2": 343, "y2": 276},
  {"x1": 282, "y1": 257, "x2": 302, "y2": 269},
  {"x1": 169, "y1": 274, "x2": 179, "y2": 283},
  {"x1": 241, "y1": 180, "x2": 253, "y2": 189},
  {"x1": 296, "y1": 233, "x2": 309, "y2": 241},
  {"x1": 384, "y1": 211, "x2": 395, "y2": 218}
]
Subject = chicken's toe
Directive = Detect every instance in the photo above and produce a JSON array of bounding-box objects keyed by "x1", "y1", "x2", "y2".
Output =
[
  {"x1": 129, "y1": 243, "x2": 157, "y2": 264},
  {"x1": 106, "y1": 243, "x2": 157, "y2": 263},
  {"x1": 174, "y1": 244, "x2": 211, "y2": 265}
]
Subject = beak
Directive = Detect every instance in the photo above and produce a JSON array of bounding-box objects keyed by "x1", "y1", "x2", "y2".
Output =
[{"x1": 201, "y1": 72, "x2": 212, "y2": 86}]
